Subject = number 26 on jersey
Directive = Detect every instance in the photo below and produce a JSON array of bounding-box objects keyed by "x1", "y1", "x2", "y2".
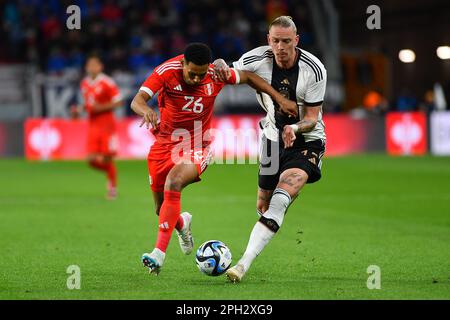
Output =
[{"x1": 182, "y1": 96, "x2": 203, "y2": 113}]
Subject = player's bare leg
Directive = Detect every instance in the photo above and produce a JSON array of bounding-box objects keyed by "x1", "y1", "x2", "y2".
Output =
[
  {"x1": 227, "y1": 168, "x2": 307, "y2": 283},
  {"x1": 256, "y1": 188, "x2": 274, "y2": 215},
  {"x1": 152, "y1": 191, "x2": 164, "y2": 215},
  {"x1": 143, "y1": 163, "x2": 198, "y2": 274},
  {"x1": 103, "y1": 155, "x2": 117, "y2": 200},
  {"x1": 87, "y1": 153, "x2": 117, "y2": 199}
]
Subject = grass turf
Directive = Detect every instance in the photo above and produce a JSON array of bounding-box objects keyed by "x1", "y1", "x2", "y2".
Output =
[{"x1": 0, "y1": 155, "x2": 449, "y2": 300}]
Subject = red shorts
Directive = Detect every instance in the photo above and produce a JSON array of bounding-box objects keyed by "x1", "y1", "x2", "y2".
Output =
[
  {"x1": 147, "y1": 142, "x2": 213, "y2": 192},
  {"x1": 87, "y1": 123, "x2": 118, "y2": 156}
]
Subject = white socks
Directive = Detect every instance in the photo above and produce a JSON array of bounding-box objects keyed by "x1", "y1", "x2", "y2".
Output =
[
  {"x1": 263, "y1": 188, "x2": 291, "y2": 226},
  {"x1": 238, "y1": 188, "x2": 292, "y2": 272},
  {"x1": 238, "y1": 221, "x2": 275, "y2": 271}
]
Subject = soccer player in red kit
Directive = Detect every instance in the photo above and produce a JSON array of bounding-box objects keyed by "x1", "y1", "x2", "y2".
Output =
[
  {"x1": 75, "y1": 55, "x2": 123, "y2": 199},
  {"x1": 131, "y1": 43, "x2": 297, "y2": 274}
]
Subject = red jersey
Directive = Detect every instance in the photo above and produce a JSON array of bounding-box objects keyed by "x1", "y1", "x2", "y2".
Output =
[
  {"x1": 80, "y1": 73, "x2": 122, "y2": 126},
  {"x1": 139, "y1": 55, "x2": 240, "y2": 147}
]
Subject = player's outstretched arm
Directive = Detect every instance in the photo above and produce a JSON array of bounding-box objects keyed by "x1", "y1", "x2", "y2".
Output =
[
  {"x1": 282, "y1": 105, "x2": 320, "y2": 148},
  {"x1": 237, "y1": 70, "x2": 298, "y2": 118},
  {"x1": 130, "y1": 90, "x2": 158, "y2": 129}
]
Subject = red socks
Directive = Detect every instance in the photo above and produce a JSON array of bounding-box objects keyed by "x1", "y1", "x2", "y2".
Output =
[
  {"x1": 155, "y1": 190, "x2": 181, "y2": 253},
  {"x1": 89, "y1": 159, "x2": 117, "y2": 188}
]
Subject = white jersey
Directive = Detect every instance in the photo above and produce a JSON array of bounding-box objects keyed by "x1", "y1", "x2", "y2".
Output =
[{"x1": 233, "y1": 45, "x2": 327, "y2": 144}]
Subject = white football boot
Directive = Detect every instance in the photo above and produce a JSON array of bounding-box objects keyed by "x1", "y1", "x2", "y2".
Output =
[
  {"x1": 176, "y1": 212, "x2": 194, "y2": 255},
  {"x1": 226, "y1": 263, "x2": 246, "y2": 283},
  {"x1": 142, "y1": 248, "x2": 165, "y2": 275}
]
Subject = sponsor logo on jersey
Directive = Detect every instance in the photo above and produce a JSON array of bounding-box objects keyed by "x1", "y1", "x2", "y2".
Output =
[{"x1": 173, "y1": 84, "x2": 182, "y2": 91}]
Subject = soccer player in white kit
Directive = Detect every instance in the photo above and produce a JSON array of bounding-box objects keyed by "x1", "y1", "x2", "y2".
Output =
[{"x1": 214, "y1": 16, "x2": 327, "y2": 282}]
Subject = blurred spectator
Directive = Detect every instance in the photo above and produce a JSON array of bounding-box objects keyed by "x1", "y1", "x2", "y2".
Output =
[
  {"x1": 108, "y1": 46, "x2": 127, "y2": 70},
  {"x1": 67, "y1": 48, "x2": 85, "y2": 69},
  {"x1": 127, "y1": 48, "x2": 148, "y2": 72},
  {"x1": 266, "y1": 0, "x2": 288, "y2": 24},
  {"x1": 363, "y1": 89, "x2": 389, "y2": 115},
  {"x1": 396, "y1": 89, "x2": 418, "y2": 112},
  {"x1": 419, "y1": 90, "x2": 436, "y2": 114},
  {"x1": 46, "y1": 46, "x2": 67, "y2": 73},
  {"x1": 40, "y1": 12, "x2": 62, "y2": 41},
  {"x1": 168, "y1": 31, "x2": 187, "y2": 56},
  {"x1": 100, "y1": 0, "x2": 123, "y2": 24}
]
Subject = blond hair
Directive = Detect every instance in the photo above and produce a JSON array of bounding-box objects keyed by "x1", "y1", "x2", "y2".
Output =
[{"x1": 269, "y1": 16, "x2": 297, "y2": 34}]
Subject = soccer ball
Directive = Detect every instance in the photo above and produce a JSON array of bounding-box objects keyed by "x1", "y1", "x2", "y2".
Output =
[{"x1": 195, "y1": 240, "x2": 232, "y2": 276}]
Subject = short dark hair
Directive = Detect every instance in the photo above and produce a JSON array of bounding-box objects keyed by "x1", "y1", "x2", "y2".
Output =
[
  {"x1": 184, "y1": 43, "x2": 212, "y2": 66},
  {"x1": 86, "y1": 52, "x2": 103, "y2": 63}
]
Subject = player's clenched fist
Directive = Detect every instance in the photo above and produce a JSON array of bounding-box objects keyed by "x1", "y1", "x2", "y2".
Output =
[
  {"x1": 213, "y1": 58, "x2": 231, "y2": 82},
  {"x1": 278, "y1": 98, "x2": 298, "y2": 118},
  {"x1": 140, "y1": 108, "x2": 158, "y2": 129},
  {"x1": 282, "y1": 124, "x2": 297, "y2": 148}
]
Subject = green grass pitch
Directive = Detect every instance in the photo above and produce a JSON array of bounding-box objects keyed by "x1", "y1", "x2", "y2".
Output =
[{"x1": 0, "y1": 155, "x2": 449, "y2": 300}]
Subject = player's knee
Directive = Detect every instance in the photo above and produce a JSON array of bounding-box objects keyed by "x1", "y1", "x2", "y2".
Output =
[
  {"x1": 257, "y1": 203, "x2": 269, "y2": 215},
  {"x1": 257, "y1": 189, "x2": 273, "y2": 215},
  {"x1": 278, "y1": 170, "x2": 308, "y2": 197},
  {"x1": 88, "y1": 154, "x2": 104, "y2": 165},
  {"x1": 164, "y1": 176, "x2": 184, "y2": 192},
  {"x1": 87, "y1": 158, "x2": 98, "y2": 168}
]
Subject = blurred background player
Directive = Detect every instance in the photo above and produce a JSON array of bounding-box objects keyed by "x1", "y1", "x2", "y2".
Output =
[
  {"x1": 130, "y1": 42, "x2": 297, "y2": 275},
  {"x1": 214, "y1": 16, "x2": 327, "y2": 282},
  {"x1": 71, "y1": 54, "x2": 123, "y2": 200}
]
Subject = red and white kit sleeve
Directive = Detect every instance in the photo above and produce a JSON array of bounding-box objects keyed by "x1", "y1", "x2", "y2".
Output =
[
  {"x1": 140, "y1": 71, "x2": 165, "y2": 98},
  {"x1": 224, "y1": 68, "x2": 240, "y2": 85}
]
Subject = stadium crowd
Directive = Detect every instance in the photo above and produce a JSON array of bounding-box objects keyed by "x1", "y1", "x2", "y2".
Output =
[
  {"x1": 0, "y1": 0, "x2": 315, "y2": 73},
  {"x1": 1, "y1": 0, "x2": 445, "y2": 113}
]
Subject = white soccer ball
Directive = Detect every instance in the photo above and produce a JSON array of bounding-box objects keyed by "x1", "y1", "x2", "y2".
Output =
[{"x1": 195, "y1": 240, "x2": 232, "y2": 276}]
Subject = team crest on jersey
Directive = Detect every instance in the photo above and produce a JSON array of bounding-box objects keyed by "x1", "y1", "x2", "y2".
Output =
[
  {"x1": 279, "y1": 78, "x2": 290, "y2": 99},
  {"x1": 204, "y1": 83, "x2": 214, "y2": 96}
]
